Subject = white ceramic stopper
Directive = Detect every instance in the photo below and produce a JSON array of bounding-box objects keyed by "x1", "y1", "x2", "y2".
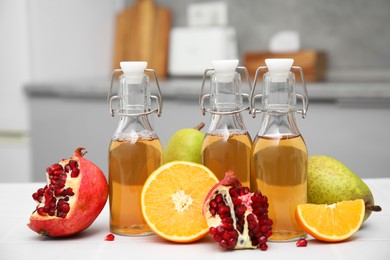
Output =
[
  {"x1": 265, "y1": 58, "x2": 294, "y2": 82},
  {"x1": 120, "y1": 61, "x2": 147, "y2": 84},
  {"x1": 212, "y1": 59, "x2": 239, "y2": 83}
]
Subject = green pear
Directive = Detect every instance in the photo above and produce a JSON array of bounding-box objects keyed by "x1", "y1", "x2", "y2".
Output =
[
  {"x1": 308, "y1": 155, "x2": 381, "y2": 222},
  {"x1": 163, "y1": 122, "x2": 206, "y2": 164}
]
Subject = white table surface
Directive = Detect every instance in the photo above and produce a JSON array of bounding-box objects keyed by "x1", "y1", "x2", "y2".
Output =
[{"x1": 1, "y1": 179, "x2": 389, "y2": 260}]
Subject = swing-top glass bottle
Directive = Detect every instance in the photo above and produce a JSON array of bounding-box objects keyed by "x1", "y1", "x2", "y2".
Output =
[
  {"x1": 108, "y1": 61, "x2": 163, "y2": 236},
  {"x1": 250, "y1": 58, "x2": 309, "y2": 242}
]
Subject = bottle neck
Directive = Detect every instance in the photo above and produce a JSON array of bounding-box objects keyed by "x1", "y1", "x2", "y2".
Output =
[
  {"x1": 257, "y1": 111, "x2": 300, "y2": 138},
  {"x1": 210, "y1": 72, "x2": 243, "y2": 113},
  {"x1": 207, "y1": 112, "x2": 248, "y2": 136},
  {"x1": 118, "y1": 74, "x2": 150, "y2": 115},
  {"x1": 112, "y1": 115, "x2": 157, "y2": 143}
]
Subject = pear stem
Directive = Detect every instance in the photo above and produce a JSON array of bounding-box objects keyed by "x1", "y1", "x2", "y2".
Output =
[
  {"x1": 366, "y1": 204, "x2": 382, "y2": 212},
  {"x1": 194, "y1": 122, "x2": 205, "y2": 131}
]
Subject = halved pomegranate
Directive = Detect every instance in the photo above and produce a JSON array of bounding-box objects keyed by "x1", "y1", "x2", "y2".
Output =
[
  {"x1": 28, "y1": 148, "x2": 108, "y2": 237},
  {"x1": 203, "y1": 171, "x2": 273, "y2": 250}
]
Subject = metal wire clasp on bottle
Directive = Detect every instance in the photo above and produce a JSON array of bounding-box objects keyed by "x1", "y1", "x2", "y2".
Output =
[
  {"x1": 250, "y1": 65, "x2": 309, "y2": 118},
  {"x1": 108, "y1": 68, "x2": 163, "y2": 117},
  {"x1": 199, "y1": 66, "x2": 253, "y2": 116}
]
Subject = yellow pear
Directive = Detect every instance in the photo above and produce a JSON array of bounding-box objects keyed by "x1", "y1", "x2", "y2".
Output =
[{"x1": 163, "y1": 123, "x2": 206, "y2": 164}]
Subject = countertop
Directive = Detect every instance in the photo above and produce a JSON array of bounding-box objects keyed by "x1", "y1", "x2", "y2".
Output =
[
  {"x1": 25, "y1": 78, "x2": 390, "y2": 102},
  {"x1": 1, "y1": 179, "x2": 389, "y2": 260}
]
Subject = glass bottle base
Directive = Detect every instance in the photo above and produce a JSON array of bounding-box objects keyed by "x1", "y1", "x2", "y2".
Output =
[
  {"x1": 110, "y1": 224, "x2": 154, "y2": 236},
  {"x1": 269, "y1": 230, "x2": 306, "y2": 242}
]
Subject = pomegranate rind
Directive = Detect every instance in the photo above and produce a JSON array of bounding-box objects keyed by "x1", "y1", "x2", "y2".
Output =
[{"x1": 28, "y1": 148, "x2": 108, "y2": 237}]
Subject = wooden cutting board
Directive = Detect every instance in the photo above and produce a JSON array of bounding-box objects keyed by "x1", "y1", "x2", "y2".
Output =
[
  {"x1": 244, "y1": 50, "x2": 327, "y2": 82},
  {"x1": 113, "y1": 0, "x2": 171, "y2": 78}
]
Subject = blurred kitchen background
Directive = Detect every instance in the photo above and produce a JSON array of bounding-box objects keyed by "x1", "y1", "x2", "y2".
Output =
[{"x1": 1, "y1": 0, "x2": 389, "y2": 182}]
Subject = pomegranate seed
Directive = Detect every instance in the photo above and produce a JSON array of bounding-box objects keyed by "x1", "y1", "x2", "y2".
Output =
[
  {"x1": 234, "y1": 204, "x2": 247, "y2": 215},
  {"x1": 222, "y1": 218, "x2": 233, "y2": 224},
  {"x1": 296, "y1": 238, "x2": 308, "y2": 247},
  {"x1": 60, "y1": 203, "x2": 70, "y2": 213},
  {"x1": 260, "y1": 244, "x2": 268, "y2": 251},
  {"x1": 229, "y1": 188, "x2": 239, "y2": 198},
  {"x1": 232, "y1": 198, "x2": 242, "y2": 205},
  {"x1": 37, "y1": 207, "x2": 46, "y2": 216},
  {"x1": 218, "y1": 206, "x2": 230, "y2": 214},
  {"x1": 55, "y1": 189, "x2": 63, "y2": 196},
  {"x1": 215, "y1": 193, "x2": 223, "y2": 203},
  {"x1": 64, "y1": 164, "x2": 72, "y2": 172},
  {"x1": 209, "y1": 227, "x2": 217, "y2": 235},
  {"x1": 68, "y1": 160, "x2": 78, "y2": 169},
  {"x1": 37, "y1": 188, "x2": 45, "y2": 196},
  {"x1": 66, "y1": 188, "x2": 74, "y2": 196},
  {"x1": 105, "y1": 233, "x2": 115, "y2": 241},
  {"x1": 259, "y1": 235, "x2": 267, "y2": 245},
  {"x1": 71, "y1": 168, "x2": 80, "y2": 178},
  {"x1": 209, "y1": 199, "x2": 217, "y2": 208},
  {"x1": 222, "y1": 223, "x2": 234, "y2": 230},
  {"x1": 32, "y1": 193, "x2": 39, "y2": 200}
]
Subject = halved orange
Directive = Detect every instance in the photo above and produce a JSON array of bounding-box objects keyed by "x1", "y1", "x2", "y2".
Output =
[
  {"x1": 295, "y1": 199, "x2": 365, "y2": 242},
  {"x1": 141, "y1": 161, "x2": 218, "y2": 243}
]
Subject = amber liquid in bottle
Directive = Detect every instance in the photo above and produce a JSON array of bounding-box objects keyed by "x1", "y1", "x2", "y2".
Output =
[
  {"x1": 251, "y1": 134, "x2": 307, "y2": 241},
  {"x1": 109, "y1": 137, "x2": 162, "y2": 236},
  {"x1": 202, "y1": 132, "x2": 251, "y2": 187}
]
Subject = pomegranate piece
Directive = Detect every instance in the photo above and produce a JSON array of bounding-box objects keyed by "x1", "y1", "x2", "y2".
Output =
[
  {"x1": 296, "y1": 238, "x2": 308, "y2": 247},
  {"x1": 28, "y1": 148, "x2": 108, "y2": 237},
  {"x1": 203, "y1": 171, "x2": 273, "y2": 250},
  {"x1": 105, "y1": 233, "x2": 115, "y2": 241}
]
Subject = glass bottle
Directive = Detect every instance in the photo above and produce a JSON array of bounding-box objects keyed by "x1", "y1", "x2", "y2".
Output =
[
  {"x1": 108, "y1": 61, "x2": 163, "y2": 236},
  {"x1": 200, "y1": 60, "x2": 252, "y2": 187},
  {"x1": 250, "y1": 58, "x2": 309, "y2": 241}
]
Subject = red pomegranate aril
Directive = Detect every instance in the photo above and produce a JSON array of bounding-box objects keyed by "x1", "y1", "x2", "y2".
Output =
[
  {"x1": 296, "y1": 238, "x2": 308, "y2": 247},
  {"x1": 218, "y1": 206, "x2": 230, "y2": 214},
  {"x1": 105, "y1": 233, "x2": 115, "y2": 241},
  {"x1": 48, "y1": 208, "x2": 56, "y2": 216},
  {"x1": 260, "y1": 244, "x2": 268, "y2": 251},
  {"x1": 259, "y1": 235, "x2": 267, "y2": 245},
  {"x1": 32, "y1": 193, "x2": 40, "y2": 201},
  {"x1": 71, "y1": 168, "x2": 80, "y2": 178},
  {"x1": 209, "y1": 199, "x2": 217, "y2": 208},
  {"x1": 66, "y1": 188, "x2": 74, "y2": 196},
  {"x1": 235, "y1": 204, "x2": 246, "y2": 215},
  {"x1": 68, "y1": 160, "x2": 78, "y2": 169},
  {"x1": 215, "y1": 194, "x2": 223, "y2": 203},
  {"x1": 222, "y1": 223, "x2": 234, "y2": 230},
  {"x1": 222, "y1": 218, "x2": 233, "y2": 224},
  {"x1": 37, "y1": 207, "x2": 45, "y2": 216},
  {"x1": 54, "y1": 189, "x2": 63, "y2": 197}
]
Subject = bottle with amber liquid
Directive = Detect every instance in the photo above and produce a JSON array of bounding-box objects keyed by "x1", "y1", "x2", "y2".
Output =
[
  {"x1": 250, "y1": 59, "x2": 309, "y2": 241},
  {"x1": 200, "y1": 60, "x2": 252, "y2": 187},
  {"x1": 108, "y1": 61, "x2": 163, "y2": 236}
]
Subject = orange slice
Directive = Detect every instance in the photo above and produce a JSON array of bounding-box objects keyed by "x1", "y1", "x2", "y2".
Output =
[
  {"x1": 141, "y1": 161, "x2": 218, "y2": 243},
  {"x1": 295, "y1": 199, "x2": 365, "y2": 242}
]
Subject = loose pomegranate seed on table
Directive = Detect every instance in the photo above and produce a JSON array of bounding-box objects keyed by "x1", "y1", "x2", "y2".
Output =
[
  {"x1": 105, "y1": 233, "x2": 115, "y2": 241},
  {"x1": 296, "y1": 238, "x2": 308, "y2": 247}
]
